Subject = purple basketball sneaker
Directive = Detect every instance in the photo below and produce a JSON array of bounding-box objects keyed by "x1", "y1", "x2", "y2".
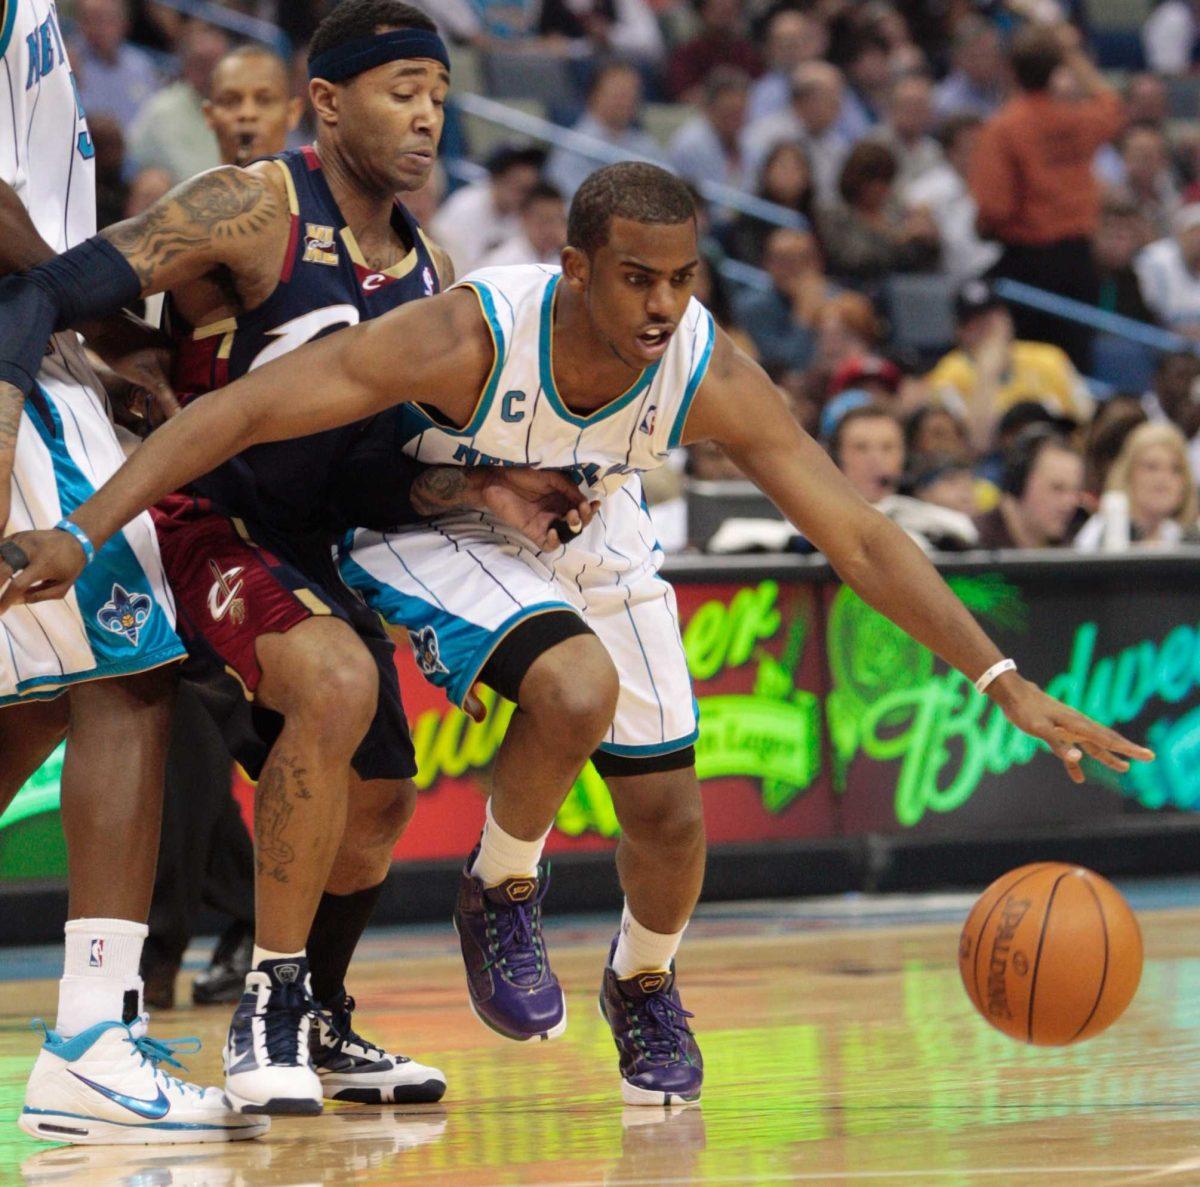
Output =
[
  {"x1": 453, "y1": 849, "x2": 566, "y2": 1042},
  {"x1": 599, "y1": 938, "x2": 703, "y2": 1105}
]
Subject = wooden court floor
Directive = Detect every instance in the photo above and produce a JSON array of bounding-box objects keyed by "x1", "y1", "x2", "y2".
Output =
[{"x1": 3, "y1": 888, "x2": 1200, "y2": 1186}]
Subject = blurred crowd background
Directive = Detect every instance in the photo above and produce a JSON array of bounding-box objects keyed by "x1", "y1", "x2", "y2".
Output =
[{"x1": 58, "y1": 0, "x2": 1200, "y2": 557}]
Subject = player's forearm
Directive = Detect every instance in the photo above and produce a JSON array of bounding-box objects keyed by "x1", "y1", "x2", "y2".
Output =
[
  {"x1": 0, "y1": 182, "x2": 55, "y2": 274},
  {"x1": 0, "y1": 383, "x2": 24, "y2": 518},
  {"x1": 833, "y1": 509, "x2": 1006, "y2": 683}
]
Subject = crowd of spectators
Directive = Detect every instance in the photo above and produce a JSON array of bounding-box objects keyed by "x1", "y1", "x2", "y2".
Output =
[{"x1": 54, "y1": 0, "x2": 1200, "y2": 557}]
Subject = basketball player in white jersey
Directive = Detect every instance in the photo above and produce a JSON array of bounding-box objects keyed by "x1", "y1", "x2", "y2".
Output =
[
  {"x1": 0, "y1": 163, "x2": 1154, "y2": 1106},
  {"x1": 0, "y1": 0, "x2": 263, "y2": 1143}
]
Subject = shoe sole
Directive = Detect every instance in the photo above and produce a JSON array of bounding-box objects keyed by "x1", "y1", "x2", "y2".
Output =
[
  {"x1": 465, "y1": 991, "x2": 568, "y2": 1042},
  {"x1": 223, "y1": 1089, "x2": 322, "y2": 1116},
  {"x1": 19, "y1": 1111, "x2": 269, "y2": 1145},
  {"x1": 453, "y1": 915, "x2": 568, "y2": 1042},
  {"x1": 323, "y1": 1078, "x2": 448, "y2": 1105},
  {"x1": 598, "y1": 993, "x2": 702, "y2": 1108}
]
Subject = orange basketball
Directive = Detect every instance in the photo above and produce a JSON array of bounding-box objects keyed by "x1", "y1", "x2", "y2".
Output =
[{"x1": 958, "y1": 862, "x2": 1142, "y2": 1045}]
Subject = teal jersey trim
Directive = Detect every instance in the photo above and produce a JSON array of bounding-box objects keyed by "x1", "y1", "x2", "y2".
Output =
[
  {"x1": 667, "y1": 307, "x2": 715, "y2": 450},
  {"x1": 596, "y1": 729, "x2": 699, "y2": 758},
  {"x1": 0, "y1": 1, "x2": 19, "y2": 62},
  {"x1": 402, "y1": 280, "x2": 508, "y2": 439},
  {"x1": 537, "y1": 274, "x2": 661, "y2": 428}
]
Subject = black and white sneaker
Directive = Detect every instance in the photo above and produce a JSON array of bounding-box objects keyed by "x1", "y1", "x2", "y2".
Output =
[
  {"x1": 223, "y1": 958, "x2": 322, "y2": 1116},
  {"x1": 311, "y1": 992, "x2": 446, "y2": 1104}
]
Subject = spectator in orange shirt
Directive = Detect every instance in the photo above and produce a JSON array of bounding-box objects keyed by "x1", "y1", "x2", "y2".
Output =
[{"x1": 970, "y1": 22, "x2": 1125, "y2": 371}]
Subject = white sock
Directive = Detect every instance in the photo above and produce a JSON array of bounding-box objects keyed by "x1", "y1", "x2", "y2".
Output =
[
  {"x1": 612, "y1": 902, "x2": 686, "y2": 979},
  {"x1": 56, "y1": 917, "x2": 147, "y2": 1037},
  {"x1": 251, "y1": 945, "x2": 306, "y2": 969},
  {"x1": 470, "y1": 798, "x2": 550, "y2": 887}
]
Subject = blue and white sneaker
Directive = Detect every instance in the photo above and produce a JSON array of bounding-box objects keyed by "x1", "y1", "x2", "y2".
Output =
[
  {"x1": 310, "y1": 991, "x2": 447, "y2": 1104},
  {"x1": 19, "y1": 1018, "x2": 267, "y2": 1145},
  {"x1": 223, "y1": 958, "x2": 322, "y2": 1116}
]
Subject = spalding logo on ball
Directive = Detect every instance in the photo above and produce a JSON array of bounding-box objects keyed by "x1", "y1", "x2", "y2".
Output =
[{"x1": 958, "y1": 862, "x2": 1142, "y2": 1045}]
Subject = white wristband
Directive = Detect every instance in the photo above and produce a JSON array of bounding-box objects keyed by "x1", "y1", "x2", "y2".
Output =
[{"x1": 974, "y1": 658, "x2": 1017, "y2": 695}]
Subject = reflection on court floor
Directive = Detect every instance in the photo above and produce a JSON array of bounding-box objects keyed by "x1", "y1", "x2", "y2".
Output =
[{"x1": 4, "y1": 884, "x2": 1200, "y2": 1185}]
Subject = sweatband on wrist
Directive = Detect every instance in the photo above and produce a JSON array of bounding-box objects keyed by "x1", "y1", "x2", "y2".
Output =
[
  {"x1": 0, "y1": 236, "x2": 142, "y2": 396},
  {"x1": 54, "y1": 519, "x2": 96, "y2": 565},
  {"x1": 31, "y1": 235, "x2": 143, "y2": 332},
  {"x1": 974, "y1": 658, "x2": 1017, "y2": 695},
  {"x1": 308, "y1": 29, "x2": 451, "y2": 83}
]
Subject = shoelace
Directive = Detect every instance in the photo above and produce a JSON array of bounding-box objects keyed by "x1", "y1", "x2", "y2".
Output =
[
  {"x1": 316, "y1": 995, "x2": 387, "y2": 1061},
  {"x1": 483, "y1": 874, "x2": 550, "y2": 986},
  {"x1": 628, "y1": 991, "x2": 695, "y2": 1066},
  {"x1": 261, "y1": 981, "x2": 313, "y2": 1066},
  {"x1": 128, "y1": 1033, "x2": 208, "y2": 1098}
]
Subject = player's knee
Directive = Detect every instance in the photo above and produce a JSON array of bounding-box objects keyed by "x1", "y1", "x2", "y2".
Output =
[
  {"x1": 350, "y1": 778, "x2": 417, "y2": 850},
  {"x1": 520, "y1": 635, "x2": 619, "y2": 751},
  {"x1": 284, "y1": 640, "x2": 379, "y2": 740},
  {"x1": 621, "y1": 793, "x2": 705, "y2": 852}
]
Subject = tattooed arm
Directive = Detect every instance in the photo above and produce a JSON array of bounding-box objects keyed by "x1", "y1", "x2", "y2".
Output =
[
  {"x1": 0, "y1": 382, "x2": 21, "y2": 531},
  {"x1": 100, "y1": 164, "x2": 285, "y2": 296}
]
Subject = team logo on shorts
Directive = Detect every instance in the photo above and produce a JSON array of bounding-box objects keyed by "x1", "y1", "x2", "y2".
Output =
[
  {"x1": 97, "y1": 584, "x2": 152, "y2": 646},
  {"x1": 409, "y1": 625, "x2": 450, "y2": 678},
  {"x1": 302, "y1": 223, "x2": 338, "y2": 266},
  {"x1": 207, "y1": 561, "x2": 247, "y2": 625},
  {"x1": 422, "y1": 265, "x2": 436, "y2": 296}
]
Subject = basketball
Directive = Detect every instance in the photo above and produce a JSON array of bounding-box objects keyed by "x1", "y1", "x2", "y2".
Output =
[{"x1": 958, "y1": 863, "x2": 1143, "y2": 1046}]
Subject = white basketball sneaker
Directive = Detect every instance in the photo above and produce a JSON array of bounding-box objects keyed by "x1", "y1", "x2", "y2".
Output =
[
  {"x1": 223, "y1": 957, "x2": 322, "y2": 1115},
  {"x1": 19, "y1": 1018, "x2": 268, "y2": 1145},
  {"x1": 310, "y1": 991, "x2": 446, "y2": 1104}
]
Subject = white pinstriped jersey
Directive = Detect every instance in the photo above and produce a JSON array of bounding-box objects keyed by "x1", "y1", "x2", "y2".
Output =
[
  {"x1": 394, "y1": 264, "x2": 715, "y2": 606},
  {"x1": 0, "y1": 0, "x2": 95, "y2": 254}
]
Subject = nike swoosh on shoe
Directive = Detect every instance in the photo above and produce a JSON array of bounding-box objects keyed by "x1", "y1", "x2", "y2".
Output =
[{"x1": 67, "y1": 1071, "x2": 171, "y2": 1119}]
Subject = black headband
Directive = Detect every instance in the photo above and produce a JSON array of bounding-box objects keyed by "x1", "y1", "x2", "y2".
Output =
[{"x1": 308, "y1": 28, "x2": 450, "y2": 83}]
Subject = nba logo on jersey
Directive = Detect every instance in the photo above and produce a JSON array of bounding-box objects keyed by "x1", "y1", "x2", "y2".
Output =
[
  {"x1": 88, "y1": 939, "x2": 104, "y2": 968},
  {"x1": 303, "y1": 223, "x2": 338, "y2": 266},
  {"x1": 639, "y1": 405, "x2": 657, "y2": 435},
  {"x1": 422, "y1": 265, "x2": 436, "y2": 296}
]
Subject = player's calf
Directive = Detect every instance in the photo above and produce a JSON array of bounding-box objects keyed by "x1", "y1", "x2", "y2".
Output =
[{"x1": 455, "y1": 631, "x2": 618, "y2": 1042}]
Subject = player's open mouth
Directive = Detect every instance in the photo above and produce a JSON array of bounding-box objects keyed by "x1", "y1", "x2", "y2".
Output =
[{"x1": 636, "y1": 326, "x2": 673, "y2": 358}]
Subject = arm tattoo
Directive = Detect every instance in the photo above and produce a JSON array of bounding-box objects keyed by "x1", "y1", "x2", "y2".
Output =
[
  {"x1": 0, "y1": 381, "x2": 24, "y2": 457},
  {"x1": 101, "y1": 167, "x2": 280, "y2": 290},
  {"x1": 412, "y1": 466, "x2": 471, "y2": 516}
]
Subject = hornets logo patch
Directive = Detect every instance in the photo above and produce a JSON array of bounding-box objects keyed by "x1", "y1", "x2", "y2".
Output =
[
  {"x1": 408, "y1": 624, "x2": 450, "y2": 677},
  {"x1": 97, "y1": 584, "x2": 152, "y2": 646}
]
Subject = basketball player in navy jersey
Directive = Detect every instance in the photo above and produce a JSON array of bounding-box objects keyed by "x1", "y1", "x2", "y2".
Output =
[
  {"x1": 0, "y1": 163, "x2": 1154, "y2": 1106},
  {"x1": 0, "y1": 0, "x2": 592, "y2": 1119}
]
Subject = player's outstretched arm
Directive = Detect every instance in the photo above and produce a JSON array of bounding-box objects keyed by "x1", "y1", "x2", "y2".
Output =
[
  {"x1": 0, "y1": 290, "x2": 493, "y2": 607},
  {"x1": 683, "y1": 328, "x2": 1154, "y2": 784}
]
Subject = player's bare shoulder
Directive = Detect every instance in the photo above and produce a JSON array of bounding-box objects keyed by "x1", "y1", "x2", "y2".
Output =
[
  {"x1": 99, "y1": 163, "x2": 291, "y2": 295},
  {"x1": 680, "y1": 324, "x2": 766, "y2": 446}
]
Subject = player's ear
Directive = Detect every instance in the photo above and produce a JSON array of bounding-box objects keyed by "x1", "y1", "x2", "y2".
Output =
[
  {"x1": 561, "y1": 245, "x2": 589, "y2": 291},
  {"x1": 201, "y1": 99, "x2": 216, "y2": 131},
  {"x1": 308, "y1": 78, "x2": 340, "y2": 127},
  {"x1": 286, "y1": 96, "x2": 304, "y2": 133}
]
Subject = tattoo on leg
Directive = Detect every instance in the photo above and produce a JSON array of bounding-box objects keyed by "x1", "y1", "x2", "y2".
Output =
[{"x1": 254, "y1": 752, "x2": 319, "y2": 884}]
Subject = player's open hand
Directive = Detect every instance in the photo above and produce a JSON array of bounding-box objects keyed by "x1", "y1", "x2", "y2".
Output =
[
  {"x1": 477, "y1": 468, "x2": 599, "y2": 550},
  {"x1": 989, "y1": 673, "x2": 1155, "y2": 783},
  {"x1": 0, "y1": 529, "x2": 88, "y2": 613}
]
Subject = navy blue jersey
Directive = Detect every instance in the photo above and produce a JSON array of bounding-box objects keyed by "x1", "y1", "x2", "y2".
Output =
[{"x1": 166, "y1": 144, "x2": 441, "y2": 533}]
